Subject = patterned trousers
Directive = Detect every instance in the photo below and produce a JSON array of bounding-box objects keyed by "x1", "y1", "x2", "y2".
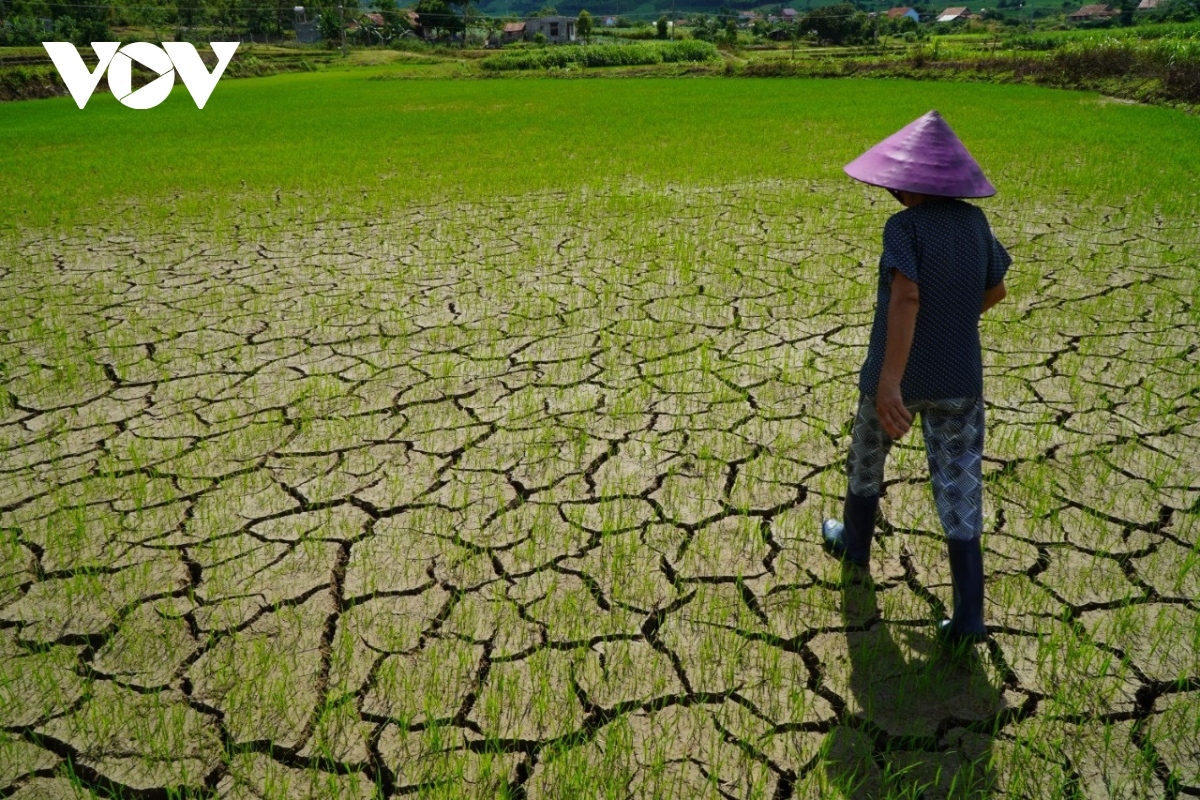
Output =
[{"x1": 846, "y1": 394, "x2": 985, "y2": 541}]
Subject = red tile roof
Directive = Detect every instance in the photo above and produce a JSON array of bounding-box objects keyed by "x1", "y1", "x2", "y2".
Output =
[{"x1": 1070, "y1": 3, "x2": 1118, "y2": 15}]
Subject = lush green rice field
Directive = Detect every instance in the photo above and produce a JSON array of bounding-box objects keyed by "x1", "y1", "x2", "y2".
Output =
[
  {"x1": 1, "y1": 74, "x2": 1199, "y2": 798},
  {"x1": 2, "y1": 71, "x2": 1199, "y2": 225}
]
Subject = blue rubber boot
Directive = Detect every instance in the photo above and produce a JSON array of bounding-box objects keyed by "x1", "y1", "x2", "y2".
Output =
[
  {"x1": 938, "y1": 537, "x2": 988, "y2": 645},
  {"x1": 821, "y1": 492, "x2": 878, "y2": 568}
]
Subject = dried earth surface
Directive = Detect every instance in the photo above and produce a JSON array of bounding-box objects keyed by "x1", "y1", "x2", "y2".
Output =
[{"x1": 1, "y1": 181, "x2": 1198, "y2": 798}]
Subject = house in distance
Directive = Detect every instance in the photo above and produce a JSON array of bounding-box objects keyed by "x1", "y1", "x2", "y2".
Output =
[
  {"x1": 1068, "y1": 3, "x2": 1119, "y2": 19},
  {"x1": 887, "y1": 6, "x2": 921, "y2": 22},
  {"x1": 524, "y1": 16, "x2": 577, "y2": 43},
  {"x1": 936, "y1": 6, "x2": 973, "y2": 21}
]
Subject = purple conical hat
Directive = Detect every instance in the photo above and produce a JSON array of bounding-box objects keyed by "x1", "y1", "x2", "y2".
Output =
[{"x1": 844, "y1": 110, "x2": 996, "y2": 198}]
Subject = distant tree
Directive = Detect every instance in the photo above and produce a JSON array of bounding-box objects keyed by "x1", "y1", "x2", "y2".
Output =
[
  {"x1": 46, "y1": 0, "x2": 113, "y2": 37},
  {"x1": 414, "y1": 0, "x2": 461, "y2": 36},
  {"x1": 6, "y1": 0, "x2": 51, "y2": 19},
  {"x1": 271, "y1": 0, "x2": 298, "y2": 37},
  {"x1": 577, "y1": 8, "x2": 593, "y2": 41},
  {"x1": 656, "y1": 14, "x2": 668, "y2": 37},
  {"x1": 482, "y1": 14, "x2": 503, "y2": 41},
  {"x1": 0, "y1": 15, "x2": 43, "y2": 44},
  {"x1": 457, "y1": 0, "x2": 474, "y2": 45},
  {"x1": 535, "y1": 3, "x2": 557, "y2": 15},
  {"x1": 175, "y1": 0, "x2": 206, "y2": 27},
  {"x1": 783, "y1": 19, "x2": 799, "y2": 44},
  {"x1": 1156, "y1": 0, "x2": 1199, "y2": 21},
  {"x1": 801, "y1": 2, "x2": 870, "y2": 43},
  {"x1": 318, "y1": 5, "x2": 343, "y2": 43},
  {"x1": 376, "y1": 0, "x2": 404, "y2": 29},
  {"x1": 244, "y1": 0, "x2": 277, "y2": 34},
  {"x1": 204, "y1": 0, "x2": 234, "y2": 32},
  {"x1": 690, "y1": 12, "x2": 718, "y2": 39},
  {"x1": 615, "y1": 14, "x2": 632, "y2": 25}
]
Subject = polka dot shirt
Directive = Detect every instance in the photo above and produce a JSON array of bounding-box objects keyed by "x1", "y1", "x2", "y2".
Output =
[{"x1": 858, "y1": 199, "x2": 1012, "y2": 401}]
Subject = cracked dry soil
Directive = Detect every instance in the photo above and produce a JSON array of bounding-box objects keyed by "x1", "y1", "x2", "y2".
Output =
[{"x1": 0, "y1": 181, "x2": 1198, "y2": 799}]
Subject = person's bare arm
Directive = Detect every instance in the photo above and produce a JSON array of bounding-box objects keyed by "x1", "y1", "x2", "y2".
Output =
[
  {"x1": 876, "y1": 270, "x2": 919, "y2": 440},
  {"x1": 982, "y1": 281, "x2": 1006, "y2": 314}
]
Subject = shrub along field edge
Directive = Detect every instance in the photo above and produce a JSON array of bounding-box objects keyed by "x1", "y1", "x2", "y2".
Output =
[{"x1": 479, "y1": 40, "x2": 720, "y2": 70}]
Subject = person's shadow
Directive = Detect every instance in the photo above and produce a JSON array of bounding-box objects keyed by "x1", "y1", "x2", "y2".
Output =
[{"x1": 821, "y1": 565, "x2": 1003, "y2": 798}]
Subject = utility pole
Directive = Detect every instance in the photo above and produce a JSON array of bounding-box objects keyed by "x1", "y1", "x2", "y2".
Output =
[{"x1": 339, "y1": 4, "x2": 347, "y2": 56}]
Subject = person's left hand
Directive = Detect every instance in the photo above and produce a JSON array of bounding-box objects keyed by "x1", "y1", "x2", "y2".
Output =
[{"x1": 876, "y1": 382, "x2": 913, "y2": 439}]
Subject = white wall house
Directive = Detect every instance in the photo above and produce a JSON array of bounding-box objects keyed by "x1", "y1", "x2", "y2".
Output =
[{"x1": 525, "y1": 16, "x2": 576, "y2": 43}]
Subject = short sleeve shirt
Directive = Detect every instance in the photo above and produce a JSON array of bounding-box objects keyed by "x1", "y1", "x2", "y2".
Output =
[{"x1": 858, "y1": 199, "x2": 1011, "y2": 401}]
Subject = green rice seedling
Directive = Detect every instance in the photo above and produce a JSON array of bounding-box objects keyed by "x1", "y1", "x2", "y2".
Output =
[{"x1": 1, "y1": 73, "x2": 1197, "y2": 799}]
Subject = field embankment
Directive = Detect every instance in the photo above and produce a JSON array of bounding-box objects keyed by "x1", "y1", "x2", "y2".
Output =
[
  {"x1": 0, "y1": 44, "x2": 327, "y2": 102},
  {"x1": 735, "y1": 36, "x2": 1200, "y2": 110}
]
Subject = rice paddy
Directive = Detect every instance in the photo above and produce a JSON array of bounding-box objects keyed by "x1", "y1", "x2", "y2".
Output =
[{"x1": 0, "y1": 74, "x2": 1198, "y2": 798}]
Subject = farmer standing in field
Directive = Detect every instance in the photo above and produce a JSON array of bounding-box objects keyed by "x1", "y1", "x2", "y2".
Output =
[{"x1": 820, "y1": 110, "x2": 1011, "y2": 646}]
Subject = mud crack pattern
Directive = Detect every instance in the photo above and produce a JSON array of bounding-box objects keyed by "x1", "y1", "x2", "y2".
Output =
[{"x1": 1, "y1": 182, "x2": 1198, "y2": 798}]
